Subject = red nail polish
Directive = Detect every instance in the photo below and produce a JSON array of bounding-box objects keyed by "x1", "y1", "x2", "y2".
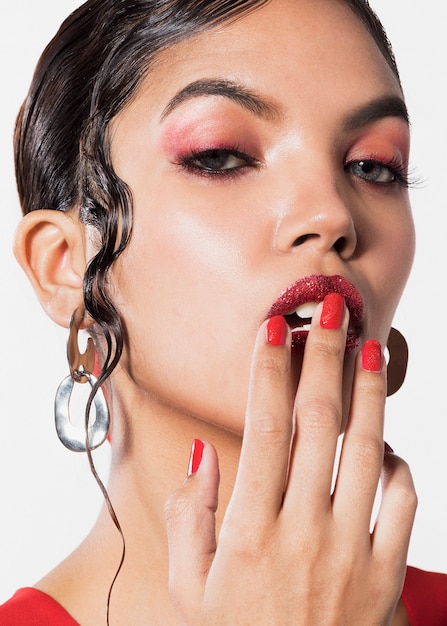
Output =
[
  {"x1": 362, "y1": 339, "x2": 382, "y2": 372},
  {"x1": 188, "y1": 439, "x2": 204, "y2": 476},
  {"x1": 320, "y1": 292, "x2": 344, "y2": 329},
  {"x1": 384, "y1": 441, "x2": 394, "y2": 454},
  {"x1": 267, "y1": 315, "x2": 287, "y2": 346}
]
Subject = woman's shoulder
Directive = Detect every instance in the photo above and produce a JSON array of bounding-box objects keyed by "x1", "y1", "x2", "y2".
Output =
[
  {"x1": 0, "y1": 587, "x2": 80, "y2": 625},
  {"x1": 402, "y1": 566, "x2": 447, "y2": 626}
]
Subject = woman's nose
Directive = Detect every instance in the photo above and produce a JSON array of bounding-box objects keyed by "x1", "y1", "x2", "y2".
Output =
[{"x1": 273, "y1": 175, "x2": 358, "y2": 260}]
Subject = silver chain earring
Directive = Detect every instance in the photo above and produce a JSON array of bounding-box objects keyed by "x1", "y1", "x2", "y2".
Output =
[{"x1": 54, "y1": 308, "x2": 109, "y2": 452}]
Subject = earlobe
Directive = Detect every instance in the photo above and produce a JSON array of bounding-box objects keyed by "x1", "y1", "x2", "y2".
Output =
[{"x1": 13, "y1": 209, "x2": 86, "y2": 328}]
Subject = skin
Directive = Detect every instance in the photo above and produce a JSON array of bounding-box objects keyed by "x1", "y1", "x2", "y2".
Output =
[{"x1": 14, "y1": 0, "x2": 417, "y2": 623}]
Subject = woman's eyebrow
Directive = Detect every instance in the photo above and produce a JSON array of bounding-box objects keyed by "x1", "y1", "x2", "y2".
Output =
[
  {"x1": 343, "y1": 95, "x2": 410, "y2": 131},
  {"x1": 161, "y1": 81, "x2": 408, "y2": 131},
  {"x1": 160, "y1": 78, "x2": 282, "y2": 121}
]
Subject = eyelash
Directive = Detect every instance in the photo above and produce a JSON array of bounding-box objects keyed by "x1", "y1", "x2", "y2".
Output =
[
  {"x1": 176, "y1": 147, "x2": 416, "y2": 188},
  {"x1": 345, "y1": 154, "x2": 414, "y2": 189},
  {"x1": 176, "y1": 146, "x2": 259, "y2": 179}
]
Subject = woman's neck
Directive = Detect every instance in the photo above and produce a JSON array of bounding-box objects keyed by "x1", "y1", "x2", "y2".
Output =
[{"x1": 36, "y1": 386, "x2": 242, "y2": 625}]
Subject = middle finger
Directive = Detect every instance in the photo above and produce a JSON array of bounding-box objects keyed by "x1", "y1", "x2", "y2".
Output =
[{"x1": 283, "y1": 293, "x2": 348, "y2": 516}]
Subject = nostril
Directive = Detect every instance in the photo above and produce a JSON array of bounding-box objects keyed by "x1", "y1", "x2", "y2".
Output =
[
  {"x1": 292, "y1": 233, "x2": 316, "y2": 247},
  {"x1": 333, "y1": 236, "x2": 347, "y2": 254},
  {"x1": 290, "y1": 234, "x2": 355, "y2": 256}
]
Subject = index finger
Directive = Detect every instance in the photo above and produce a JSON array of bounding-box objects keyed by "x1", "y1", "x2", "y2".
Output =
[{"x1": 225, "y1": 316, "x2": 295, "y2": 530}]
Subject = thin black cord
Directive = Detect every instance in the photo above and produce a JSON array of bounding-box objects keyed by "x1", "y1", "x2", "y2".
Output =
[{"x1": 85, "y1": 393, "x2": 126, "y2": 626}]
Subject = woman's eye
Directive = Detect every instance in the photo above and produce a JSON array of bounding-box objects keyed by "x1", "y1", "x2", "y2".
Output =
[
  {"x1": 348, "y1": 159, "x2": 401, "y2": 184},
  {"x1": 180, "y1": 148, "x2": 257, "y2": 175}
]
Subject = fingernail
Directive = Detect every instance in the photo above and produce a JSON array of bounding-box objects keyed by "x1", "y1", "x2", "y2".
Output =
[
  {"x1": 267, "y1": 315, "x2": 287, "y2": 346},
  {"x1": 384, "y1": 441, "x2": 394, "y2": 454},
  {"x1": 188, "y1": 439, "x2": 204, "y2": 476},
  {"x1": 362, "y1": 339, "x2": 382, "y2": 372},
  {"x1": 320, "y1": 293, "x2": 344, "y2": 329}
]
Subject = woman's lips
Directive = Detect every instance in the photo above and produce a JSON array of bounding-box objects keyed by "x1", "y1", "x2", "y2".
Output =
[{"x1": 267, "y1": 274, "x2": 364, "y2": 354}]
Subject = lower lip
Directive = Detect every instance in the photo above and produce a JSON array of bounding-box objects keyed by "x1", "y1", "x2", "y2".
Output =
[{"x1": 291, "y1": 329, "x2": 360, "y2": 354}]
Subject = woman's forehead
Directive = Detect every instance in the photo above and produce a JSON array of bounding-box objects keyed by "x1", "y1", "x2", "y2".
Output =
[{"x1": 120, "y1": 0, "x2": 402, "y2": 125}]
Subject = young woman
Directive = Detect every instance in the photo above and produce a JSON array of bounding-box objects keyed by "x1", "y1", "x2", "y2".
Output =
[{"x1": 1, "y1": 0, "x2": 446, "y2": 624}]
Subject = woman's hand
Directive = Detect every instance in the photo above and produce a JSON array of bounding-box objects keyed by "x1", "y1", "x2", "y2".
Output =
[{"x1": 165, "y1": 294, "x2": 417, "y2": 625}]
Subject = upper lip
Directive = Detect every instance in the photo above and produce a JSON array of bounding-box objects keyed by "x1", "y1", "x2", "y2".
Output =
[{"x1": 267, "y1": 274, "x2": 364, "y2": 328}]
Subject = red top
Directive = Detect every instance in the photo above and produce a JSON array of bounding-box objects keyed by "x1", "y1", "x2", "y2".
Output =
[
  {"x1": 1, "y1": 566, "x2": 446, "y2": 624},
  {"x1": 0, "y1": 588, "x2": 79, "y2": 625},
  {"x1": 401, "y1": 566, "x2": 447, "y2": 625}
]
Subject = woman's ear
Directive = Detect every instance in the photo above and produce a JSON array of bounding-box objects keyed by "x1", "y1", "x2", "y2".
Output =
[{"x1": 14, "y1": 209, "x2": 86, "y2": 328}]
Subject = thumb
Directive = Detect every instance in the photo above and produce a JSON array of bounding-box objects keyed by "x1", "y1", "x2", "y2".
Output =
[{"x1": 165, "y1": 440, "x2": 219, "y2": 618}]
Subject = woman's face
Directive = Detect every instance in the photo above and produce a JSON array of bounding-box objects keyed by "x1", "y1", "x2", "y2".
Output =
[{"x1": 107, "y1": 0, "x2": 414, "y2": 433}]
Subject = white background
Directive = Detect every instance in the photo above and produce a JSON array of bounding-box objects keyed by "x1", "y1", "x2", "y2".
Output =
[{"x1": 0, "y1": 0, "x2": 446, "y2": 602}]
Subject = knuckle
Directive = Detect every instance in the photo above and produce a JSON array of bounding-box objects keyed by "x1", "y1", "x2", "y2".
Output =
[
  {"x1": 222, "y1": 517, "x2": 271, "y2": 559},
  {"x1": 164, "y1": 488, "x2": 191, "y2": 530},
  {"x1": 382, "y1": 457, "x2": 418, "y2": 518},
  {"x1": 349, "y1": 433, "x2": 383, "y2": 465},
  {"x1": 402, "y1": 486, "x2": 418, "y2": 514},
  {"x1": 311, "y1": 333, "x2": 346, "y2": 361},
  {"x1": 256, "y1": 352, "x2": 287, "y2": 382},
  {"x1": 296, "y1": 396, "x2": 342, "y2": 435},
  {"x1": 357, "y1": 372, "x2": 387, "y2": 401},
  {"x1": 250, "y1": 411, "x2": 292, "y2": 444},
  {"x1": 395, "y1": 461, "x2": 418, "y2": 510}
]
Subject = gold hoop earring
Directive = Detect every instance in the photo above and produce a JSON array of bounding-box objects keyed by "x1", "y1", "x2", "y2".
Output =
[
  {"x1": 54, "y1": 308, "x2": 109, "y2": 451},
  {"x1": 386, "y1": 327, "x2": 408, "y2": 397}
]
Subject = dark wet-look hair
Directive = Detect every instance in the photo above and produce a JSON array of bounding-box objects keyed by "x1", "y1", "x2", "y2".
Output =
[{"x1": 14, "y1": 0, "x2": 400, "y2": 387}]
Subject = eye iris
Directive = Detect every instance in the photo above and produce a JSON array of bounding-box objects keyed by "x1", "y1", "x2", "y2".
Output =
[
  {"x1": 199, "y1": 150, "x2": 230, "y2": 170},
  {"x1": 353, "y1": 160, "x2": 394, "y2": 183},
  {"x1": 359, "y1": 160, "x2": 380, "y2": 178}
]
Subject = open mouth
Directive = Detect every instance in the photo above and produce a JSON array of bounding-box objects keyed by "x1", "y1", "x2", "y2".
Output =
[
  {"x1": 285, "y1": 301, "x2": 318, "y2": 332},
  {"x1": 267, "y1": 274, "x2": 364, "y2": 354}
]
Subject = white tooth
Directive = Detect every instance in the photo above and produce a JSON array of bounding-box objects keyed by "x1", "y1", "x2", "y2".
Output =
[
  {"x1": 295, "y1": 302, "x2": 318, "y2": 320},
  {"x1": 290, "y1": 322, "x2": 311, "y2": 332}
]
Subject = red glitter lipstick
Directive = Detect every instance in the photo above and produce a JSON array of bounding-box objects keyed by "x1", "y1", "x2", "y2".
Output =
[{"x1": 267, "y1": 274, "x2": 364, "y2": 353}]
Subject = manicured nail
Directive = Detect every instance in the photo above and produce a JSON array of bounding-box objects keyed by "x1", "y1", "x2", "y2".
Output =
[
  {"x1": 267, "y1": 315, "x2": 287, "y2": 346},
  {"x1": 362, "y1": 339, "x2": 382, "y2": 372},
  {"x1": 384, "y1": 441, "x2": 394, "y2": 454},
  {"x1": 320, "y1": 292, "x2": 344, "y2": 329},
  {"x1": 188, "y1": 439, "x2": 204, "y2": 476}
]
